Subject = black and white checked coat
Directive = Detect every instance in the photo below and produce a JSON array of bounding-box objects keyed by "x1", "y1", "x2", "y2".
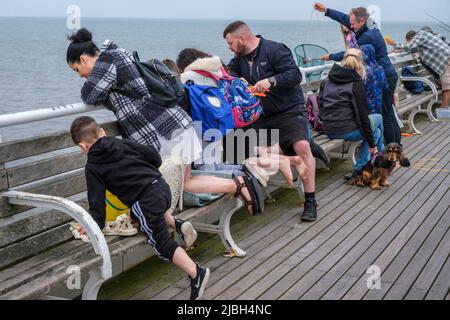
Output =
[{"x1": 81, "y1": 40, "x2": 193, "y2": 151}]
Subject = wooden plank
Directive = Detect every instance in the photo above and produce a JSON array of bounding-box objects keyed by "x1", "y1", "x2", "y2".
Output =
[
  {"x1": 0, "y1": 173, "x2": 86, "y2": 218},
  {"x1": 7, "y1": 151, "x2": 86, "y2": 188},
  {"x1": 0, "y1": 169, "x2": 7, "y2": 191},
  {"x1": 342, "y1": 170, "x2": 450, "y2": 300},
  {"x1": 302, "y1": 139, "x2": 450, "y2": 300},
  {"x1": 425, "y1": 256, "x2": 450, "y2": 300},
  {"x1": 99, "y1": 120, "x2": 443, "y2": 300},
  {"x1": 106, "y1": 166, "x2": 349, "y2": 300},
  {"x1": 0, "y1": 210, "x2": 74, "y2": 249},
  {"x1": 0, "y1": 121, "x2": 118, "y2": 163},
  {"x1": 240, "y1": 144, "x2": 448, "y2": 301},
  {"x1": 149, "y1": 120, "x2": 444, "y2": 300},
  {"x1": 405, "y1": 228, "x2": 450, "y2": 300},
  {"x1": 0, "y1": 194, "x2": 88, "y2": 248},
  {"x1": 0, "y1": 224, "x2": 73, "y2": 270},
  {"x1": 382, "y1": 205, "x2": 450, "y2": 299},
  {"x1": 255, "y1": 124, "x2": 450, "y2": 300}
]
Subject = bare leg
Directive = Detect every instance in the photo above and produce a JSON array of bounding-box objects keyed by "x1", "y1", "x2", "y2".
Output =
[
  {"x1": 442, "y1": 90, "x2": 450, "y2": 108},
  {"x1": 165, "y1": 211, "x2": 175, "y2": 229},
  {"x1": 183, "y1": 165, "x2": 253, "y2": 213},
  {"x1": 289, "y1": 156, "x2": 309, "y2": 179},
  {"x1": 292, "y1": 140, "x2": 316, "y2": 193},
  {"x1": 248, "y1": 154, "x2": 294, "y2": 186},
  {"x1": 172, "y1": 247, "x2": 197, "y2": 278}
]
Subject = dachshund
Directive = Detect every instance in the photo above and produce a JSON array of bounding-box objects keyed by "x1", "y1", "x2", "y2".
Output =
[{"x1": 351, "y1": 143, "x2": 411, "y2": 190}]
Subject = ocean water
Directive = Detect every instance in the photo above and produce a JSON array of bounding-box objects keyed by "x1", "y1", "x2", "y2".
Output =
[{"x1": 0, "y1": 17, "x2": 447, "y2": 141}]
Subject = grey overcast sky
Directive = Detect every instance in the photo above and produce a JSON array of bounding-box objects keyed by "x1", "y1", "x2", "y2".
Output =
[{"x1": 1, "y1": 0, "x2": 449, "y2": 22}]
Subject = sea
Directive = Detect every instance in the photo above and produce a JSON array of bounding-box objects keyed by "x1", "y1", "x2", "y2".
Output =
[{"x1": 0, "y1": 17, "x2": 448, "y2": 141}]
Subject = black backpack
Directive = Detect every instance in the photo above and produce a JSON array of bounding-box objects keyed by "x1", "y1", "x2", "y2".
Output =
[{"x1": 131, "y1": 51, "x2": 184, "y2": 107}]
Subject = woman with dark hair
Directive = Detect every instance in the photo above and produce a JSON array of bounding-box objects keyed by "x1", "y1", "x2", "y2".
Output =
[{"x1": 67, "y1": 28, "x2": 263, "y2": 216}]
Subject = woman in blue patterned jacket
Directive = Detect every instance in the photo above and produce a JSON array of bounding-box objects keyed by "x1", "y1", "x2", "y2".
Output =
[
  {"x1": 66, "y1": 28, "x2": 263, "y2": 216},
  {"x1": 361, "y1": 44, "x2": 387, "y2": 153}
]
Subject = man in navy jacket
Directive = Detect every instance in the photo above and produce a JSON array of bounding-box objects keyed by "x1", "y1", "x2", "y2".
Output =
[
  {"x1": 314, "y1": 3, "x2": 401, "y2": 145},
  {"x1": 223, "y1": 20, "x2": 323, "y2": 222}
]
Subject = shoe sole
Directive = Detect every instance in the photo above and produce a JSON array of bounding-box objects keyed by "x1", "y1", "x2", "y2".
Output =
[
  {"x1": 244, "y1": 165, "x2": 268, "y2": 188},
  {"x1": 301, "y1": 216, "x2": 317, "y2": 222},
  {"x1": 181, "y1": 222, "x2": 198, "y2": 248},
  {"x1": 196, "y1": 268, "x2": 210, "y2": 300}
]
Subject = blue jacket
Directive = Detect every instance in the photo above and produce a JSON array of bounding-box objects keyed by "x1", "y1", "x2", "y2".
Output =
[
  {"x1": 326, "y1": 8, "x2": 397, "y2": 78},
  {"x1": 228, "y1": 36, "x2": 305, "y2": 118}
]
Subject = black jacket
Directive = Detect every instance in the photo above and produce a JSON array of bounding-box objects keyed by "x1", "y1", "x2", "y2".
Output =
[
  {"x1": 318, "y1": 64, "x2": 375, "y2": 148},
  {"x1": 85, "y1": 136, "x2": 162, "y2": 229},
  {"x1": 228, "y1": 36, "x2": 305, "y2": 118}
]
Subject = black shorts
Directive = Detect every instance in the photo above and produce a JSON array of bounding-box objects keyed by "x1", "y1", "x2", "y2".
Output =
[
  {"x1": 222, "y1": 105, "x2": 310, "y2": 163},
  {"x1": 252, "y1": 105, "x2": 310, "y2": 156}
]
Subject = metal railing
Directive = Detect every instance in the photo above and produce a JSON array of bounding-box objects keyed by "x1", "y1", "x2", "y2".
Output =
[{"x1": 0, "y1": 52, "x2": 415, "y2": 129}]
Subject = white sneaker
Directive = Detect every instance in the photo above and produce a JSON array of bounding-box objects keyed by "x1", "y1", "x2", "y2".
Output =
[
  {"x1": 175, "y1": 218, "x2": 198, "y2": 248},
  {"x1": 103, "y1": 214, "x2": 138, "y2": 237}
]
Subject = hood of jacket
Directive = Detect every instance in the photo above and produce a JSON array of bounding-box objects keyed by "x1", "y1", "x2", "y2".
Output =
[
  {"x1": 360, "y1": 44, "x2": 377, "y2": 66},
  {"x1": 88, "y1": 136, "x2": 124, "y2": 165},
  {"x1": 184, "y1": 56, "x2": 223, "y2": 73},
  {"x1": 328, "y1": 63, "x2": 362, "y2": 84}
]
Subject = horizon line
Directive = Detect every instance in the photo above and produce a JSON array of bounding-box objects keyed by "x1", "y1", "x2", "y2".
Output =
[{"x1": 0, "y1": 15, "x2": 447, "y2": 24}]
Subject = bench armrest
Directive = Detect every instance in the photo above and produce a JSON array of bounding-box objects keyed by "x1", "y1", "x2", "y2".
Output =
[
  {"x1": 400, "y1": 76, "x2": 439, "y2": 102},
  {"x1": 1, "y1": 190, "x2": 112, "y2": 281}
]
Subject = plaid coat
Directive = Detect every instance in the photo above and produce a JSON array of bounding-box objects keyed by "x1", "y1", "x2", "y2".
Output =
[
  {"x1": 395, "y1": 30, "x2": 450, "y2": 76},
  {"x1": 81, "y1": 40, "x2": 193, "y2": 151}
]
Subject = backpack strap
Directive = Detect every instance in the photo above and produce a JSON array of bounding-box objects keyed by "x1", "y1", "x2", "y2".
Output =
[{"x1": 194, "y1": 67, "x2": 234, "y2": 82}]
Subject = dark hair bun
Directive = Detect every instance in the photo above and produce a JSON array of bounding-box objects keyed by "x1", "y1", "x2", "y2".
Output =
[{"x1": 68, "y1": 28, "x2": 93, "y2": 43}]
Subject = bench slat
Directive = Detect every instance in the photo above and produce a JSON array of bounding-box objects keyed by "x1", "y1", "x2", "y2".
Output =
[
  {"x1": 7, "y1": 152, "x2": 86, "y2": 188},
  {"x1": 0, "y1": 169, "x2": 7, "y2": 191},
  {"x1": 0, "y1": 224, "x2": 73, "y2": 270},
  {"x1": 0, "y1": 173, "x2": 87, "y2": 218},
  {"x1": 0, "y1": 121, "x2": 118, "y2": 163}
]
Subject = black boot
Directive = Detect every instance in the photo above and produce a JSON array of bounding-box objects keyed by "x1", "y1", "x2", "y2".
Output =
[
  {"x1": 310, "y1": 139, "x2": 330, "y2": 168},
  {"x1": 301, "y1": 200, "x2": 318, "y2": 222}
]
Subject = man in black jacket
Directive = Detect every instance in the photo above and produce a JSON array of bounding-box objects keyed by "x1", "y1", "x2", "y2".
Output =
[
  {"x1": 223, "y1": 21, "x2": 325, "y2": 222},
  {"x1": 70, "y1": 116, "x2": 209, "y2": 300}
]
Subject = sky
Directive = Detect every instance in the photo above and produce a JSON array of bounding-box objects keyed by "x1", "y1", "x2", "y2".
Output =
[{"x1": 1, "y1": 0, "x2": 449, "y2": 22}]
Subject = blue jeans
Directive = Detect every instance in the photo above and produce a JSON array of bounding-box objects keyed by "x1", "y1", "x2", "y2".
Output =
[{"x1": 327, "y1": 114, "x2": 385, "y2": 172}]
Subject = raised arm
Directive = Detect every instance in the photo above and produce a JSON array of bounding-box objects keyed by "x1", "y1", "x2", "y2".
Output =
[{"x1": 314, "y1": 3, "x2": 352, "y2": 30}]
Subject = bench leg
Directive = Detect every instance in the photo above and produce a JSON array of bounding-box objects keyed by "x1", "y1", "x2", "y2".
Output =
[
  {"x1": 348, "y1": 141, "x2": 360, "y2": 165},
  {"x1": 219, "y1": 199, "x2": 247, "y2": 258},
  {"x1": 82, "y1": 269, "x2": 104, "y2": 300},
  {"x1": 425, "y1": 101, "x2": 439, "y2": 122},
  {"x1": 407, "y1": 109, "x2": 423, "y2": 135}
]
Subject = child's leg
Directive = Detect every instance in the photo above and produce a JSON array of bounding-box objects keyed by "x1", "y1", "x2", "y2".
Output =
[
  {"x1": 165, "y1": 211, "x2": 175, "y2": 229},
  {"x1": 251, "y1": 154, "x2": 294, "y2": 187},
  {"x1": 288, "y1": 156, "x2": 309, "y2": 179},
  {"x1": 172, "y1": 247, "x2": 197, "y2": 278}
]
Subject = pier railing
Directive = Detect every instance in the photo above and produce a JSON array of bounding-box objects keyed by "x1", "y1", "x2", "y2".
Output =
[{"x1": 0, "y1": 52, "x2": 414, "y2": 129}]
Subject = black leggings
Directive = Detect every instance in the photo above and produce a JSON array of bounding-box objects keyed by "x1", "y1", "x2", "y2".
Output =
[
  {"x1": 382, "y1": 74, "x2": 402, "y2": 145},
  {"x1": 131, "y1": 179, "x2": 179, "y2": 262}
]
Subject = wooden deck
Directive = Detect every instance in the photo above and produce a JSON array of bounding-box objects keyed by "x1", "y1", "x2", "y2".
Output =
[{"x1": 99, "y1": 116, "x2": 450, "y2": 300}]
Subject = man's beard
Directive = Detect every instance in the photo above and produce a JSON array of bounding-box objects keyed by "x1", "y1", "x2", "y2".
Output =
[{"x1": 234, "y1": 41, "x2": 247, "y2": 57}]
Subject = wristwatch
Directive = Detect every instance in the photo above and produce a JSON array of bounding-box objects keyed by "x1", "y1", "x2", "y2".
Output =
[{"x1": 268, "y1": 76, "x2": 276, "y2": 87}]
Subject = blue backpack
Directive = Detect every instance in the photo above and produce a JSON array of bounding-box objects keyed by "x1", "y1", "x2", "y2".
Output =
[
  {"x1": 184, "y1": 82, "x2": 235, "y2": 141},
  {"x1": 184, "y1": 68, "x2": 262, "y2": 141},
  {"x1": 402, "y1": 66, "x2": 424, "y2": 94}
]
